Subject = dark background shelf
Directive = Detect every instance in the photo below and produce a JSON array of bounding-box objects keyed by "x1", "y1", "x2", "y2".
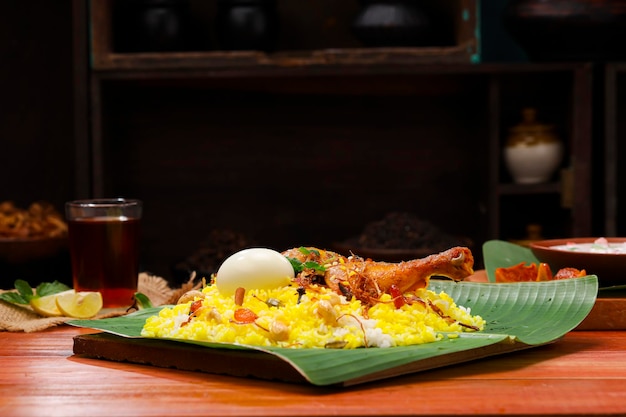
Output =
[
  {"x1": 0, "y1": 0, "x2": 614, "y2": 285},
  {"x1": 87, "y1": 63, "x2": 592, "y2": 278}
]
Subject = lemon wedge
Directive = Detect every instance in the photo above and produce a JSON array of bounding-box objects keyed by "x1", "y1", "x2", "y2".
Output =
[
  {"x1": 55, "y1": 291, "x2": 103, "y2": 319},
  {"x1": 30, "y1": 290, "x2": 75, "y2": 317}
]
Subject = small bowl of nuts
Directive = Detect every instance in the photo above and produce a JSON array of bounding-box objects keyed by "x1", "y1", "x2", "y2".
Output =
[{"x1": 0, "y1": 201, "x2": 68, "y2": 264}]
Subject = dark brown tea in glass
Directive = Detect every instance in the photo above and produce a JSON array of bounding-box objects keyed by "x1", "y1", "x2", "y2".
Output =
[{"x1": 66, "y1": 199, "x2": 142, "y2": 308}]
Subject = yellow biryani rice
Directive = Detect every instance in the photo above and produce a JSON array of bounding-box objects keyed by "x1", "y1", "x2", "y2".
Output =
[{"x1": 141, "y1": 284, "x2": 485, "y2": 349}]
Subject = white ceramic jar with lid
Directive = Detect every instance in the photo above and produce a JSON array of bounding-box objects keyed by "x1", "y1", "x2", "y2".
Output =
[{"x1": 503, "y1": 107, "x2": 563, "y2": 184}]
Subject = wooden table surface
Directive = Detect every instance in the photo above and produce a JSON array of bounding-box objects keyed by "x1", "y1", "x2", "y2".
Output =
[{"x1": 2, "y1": 326, "x2": 626, "y2": 417}]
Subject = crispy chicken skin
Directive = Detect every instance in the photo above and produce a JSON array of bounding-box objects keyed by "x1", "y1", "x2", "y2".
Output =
[{"x1": 282, "y1": 246, "x2": 474, "y2": 305}]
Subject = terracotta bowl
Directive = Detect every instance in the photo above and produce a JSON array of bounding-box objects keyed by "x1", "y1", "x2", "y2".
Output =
[{"x1": 529, "y1": 237, "x2": 626, "y2": 288}]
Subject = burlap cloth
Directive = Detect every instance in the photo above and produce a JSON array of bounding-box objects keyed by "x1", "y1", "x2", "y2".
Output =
[{"x1": 0, "y1": 272, "x2": 201, "y2": 332}]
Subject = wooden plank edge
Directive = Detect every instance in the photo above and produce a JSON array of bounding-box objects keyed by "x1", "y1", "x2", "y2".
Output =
[
  {"x1": 91, "y1": 45, "x2": 477, "y2": 71},
  {"x1": 73, "y1": 333, "x2": 308, "y2": 384},
  {"x1": 575, "y1": 297, "x2": 626, "y2": 330}
]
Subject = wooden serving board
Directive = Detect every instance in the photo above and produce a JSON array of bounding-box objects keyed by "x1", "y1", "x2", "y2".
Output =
[
  {"x1": 73, "y1": 333, "x2": 535, "y2": 386},
  {"x1": 73, "y1": 333, "x2": 307, "y2": 383},
  {"x1": 576, "y1": 296, "x2": 626, "y2": 330}
]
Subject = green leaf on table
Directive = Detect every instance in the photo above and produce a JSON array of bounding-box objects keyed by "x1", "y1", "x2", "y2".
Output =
[
  {"x1": 0, "y1": 279, "x2": 71, "y2": 305},
  {"x1": 133, "y1": 292, "x2": 153, "y2": 309},
  {"x1": 14, "y1": 280, "x2": 34, "y2": 301},
  {"x1": 69, "y1": 276, "x2": 598, "y2": 386},
  {"x1": 1, "y1": 279, "x2": 35, "y2": 304},
  {"x1": 35, "y1": 281, "x2": 71, "y2": 297},
  {"x1": 0, "y1": 291, "x2": 29, "y2": 304}
]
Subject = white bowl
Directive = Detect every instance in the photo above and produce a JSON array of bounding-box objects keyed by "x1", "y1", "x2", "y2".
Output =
[{"x1": 504, "y1": 141, "x2": 563, "y2": 184}]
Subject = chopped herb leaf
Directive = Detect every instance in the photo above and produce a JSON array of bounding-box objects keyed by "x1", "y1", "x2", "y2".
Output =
[
  {"x1": 287, "y1": 257, "x2": 305, "y2": 273},
  {"x1": 302, "y1": 261, "x2": 326, "y2": 273},
  {"x1": 298, "y1": 246, "x2": 320, "y2": 257},
  {"x1": 287, "y1": 257, "x2": 326, "y2": 274}
]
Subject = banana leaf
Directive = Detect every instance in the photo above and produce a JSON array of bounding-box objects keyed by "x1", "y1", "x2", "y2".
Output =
[{"x1": 69, "y1": 275, "x2": 597, "y2": 386}]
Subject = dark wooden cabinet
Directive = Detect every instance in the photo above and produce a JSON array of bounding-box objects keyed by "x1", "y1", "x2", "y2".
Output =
[
  {"x1": 604, "y1": 63, "x2": 626, "y2": 237},
  {"x1": 488, "y1": 65, "x2": 593, "y2": 241},
  {"x1": 76, "y1": 1, "x2": 594, "y2": 279}
]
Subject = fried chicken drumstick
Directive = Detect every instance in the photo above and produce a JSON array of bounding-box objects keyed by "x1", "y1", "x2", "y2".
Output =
[{"x1": 282, "y1": 246, "x2": 474, "y2": 306}]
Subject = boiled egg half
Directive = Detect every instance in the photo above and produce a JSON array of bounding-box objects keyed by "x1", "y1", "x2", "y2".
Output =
[{"x1": 215, "y1": 248, "x2": 295, "y2": 296}]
